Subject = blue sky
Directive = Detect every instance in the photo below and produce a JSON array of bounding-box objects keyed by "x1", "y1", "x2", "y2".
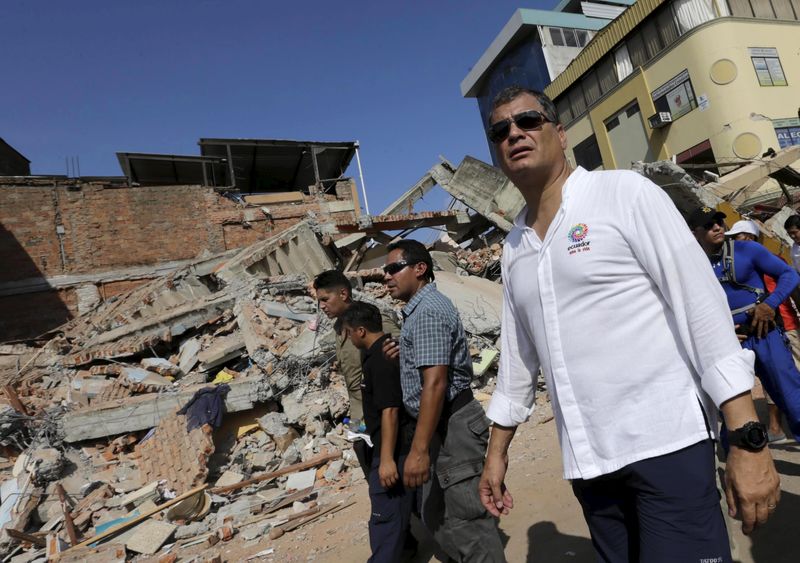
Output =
[{"x1": 2, "y1": 1, "x2": 553, "y2": 213}]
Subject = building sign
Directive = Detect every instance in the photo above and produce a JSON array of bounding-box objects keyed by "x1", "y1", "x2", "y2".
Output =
[
  {"x1": 651, "y1": 69, "x2": 697, "y2": 121},
  {"x1": 774, "y1": 117, "x2": 800, "y2": 149},
  {"x1": 749, "y1": 47, "x2": 787, "y2": 86}
]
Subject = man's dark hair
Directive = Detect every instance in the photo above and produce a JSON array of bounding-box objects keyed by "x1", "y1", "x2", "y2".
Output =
[
  {"x1": 340, "y1": 301, "x2": 383, "y2": 333},
  {"x1": 387, "y1": 239, "x2": 435, "y2": 282},
  {"x1": 313, "y1": 270, "x2": 352, "y2": 296},
  {"x1": 784, "y1": 215, "x2": 800, "y2": 231},
  {"x1": 489, "y1": 86, "x2": 559, "y2": 125}
]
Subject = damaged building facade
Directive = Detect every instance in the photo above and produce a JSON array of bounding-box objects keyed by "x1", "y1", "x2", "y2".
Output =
[
  {"x1": 0, "y1": 137, "x2": 527, "y2": 559},
  {"x1": 463, "y1": 0, "x2": 800, "y2": 172},
  {"x1": 0, "y1": 138, "x2": 363, "y2": 342}
]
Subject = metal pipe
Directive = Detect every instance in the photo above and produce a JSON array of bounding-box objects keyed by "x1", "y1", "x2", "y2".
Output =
[{"x1": 354, "y1": 142, "x2": 370, "y2": 215}]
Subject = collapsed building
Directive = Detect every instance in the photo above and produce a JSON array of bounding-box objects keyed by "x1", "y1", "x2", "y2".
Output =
[{"x1": 1, "y1": 130, "x2": 799, "y2": 560}]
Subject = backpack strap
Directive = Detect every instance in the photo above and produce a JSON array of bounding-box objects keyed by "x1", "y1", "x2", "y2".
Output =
[{"x1": 718, "y1": 240, "x2": 767, "y2": 316}]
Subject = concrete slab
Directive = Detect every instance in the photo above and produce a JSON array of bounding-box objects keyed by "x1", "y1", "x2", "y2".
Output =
[
  {"x1": 125, "y1": 519, "x2": 177, "y2": 554},
  {"x1": 285, "y1": 469, "x2": 316, "y2": 491},
  {"x1": 434, "y1": 271, "x2": 503, "y2": 335}
]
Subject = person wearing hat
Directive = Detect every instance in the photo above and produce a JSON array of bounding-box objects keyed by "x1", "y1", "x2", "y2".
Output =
[
  {"x1": 726, "y1": 219, "x2": 800, "y2": 443},
  {"x1": 691, "y1": 207, "x2": 800, "y2": 447}
]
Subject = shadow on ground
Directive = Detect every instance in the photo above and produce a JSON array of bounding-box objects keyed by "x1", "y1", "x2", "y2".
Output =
[
  {"x1": 526, "y1": 521, "x2": 595, "y2": 562},
  {"x1": 745, "y1": 481, "x2": 800, "y2": 562}
]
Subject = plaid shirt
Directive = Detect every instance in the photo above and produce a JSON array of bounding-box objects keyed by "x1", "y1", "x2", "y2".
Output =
[{"x1": 399, "y1": 283, "x2": 473, "y2": 418}]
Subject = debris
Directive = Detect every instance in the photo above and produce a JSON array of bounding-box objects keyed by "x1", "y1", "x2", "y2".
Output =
[
  {"x1": 214, "y1": 470, "x2": 244, "y2": 488},
  {"x1": 125, "y1": 520, "x2": 177, "y2": 554},
  {"x1": 285, "y1": 468, "x2": 316, "y2": 491},
  {"x1": 135, "y1": 413, "x2": 214, "y2": 494},
  {"x1": 210, "y1": 450, "x2": 341, "y2": 494},
  {"x1": 62, "y1": 485, "x2": 207, "y2": 553}
]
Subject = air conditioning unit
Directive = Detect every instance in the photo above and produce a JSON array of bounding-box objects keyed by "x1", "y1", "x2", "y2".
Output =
[{"x1": 649, "y1": 112, "x2": 673, "y2": 129}]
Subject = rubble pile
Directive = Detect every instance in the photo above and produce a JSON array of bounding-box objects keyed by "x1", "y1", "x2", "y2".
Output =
[
  {"x1": 0, "y1": 143, "x2": 795, "y2": 560},
  {"x1": 0, "y1": 210, "x2": 506, "y2": 560}
]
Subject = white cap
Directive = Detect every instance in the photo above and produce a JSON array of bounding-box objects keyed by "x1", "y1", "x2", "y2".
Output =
[{"x1": 725, "y1": 220, "x2": 760, "y2": 237}]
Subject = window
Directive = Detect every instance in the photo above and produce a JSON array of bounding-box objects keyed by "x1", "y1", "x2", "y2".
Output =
[
  {"x1": 673, "y1": 0, "x2": 716, "y2": 33},
  {"x1": 656, "y1": 8, "x2": 680, "y2": 46},
  {"x1": 582, "y1": 71, "x2": 601, "y2": 105},
  {"x1": 605, "y1": 116, "x2": 620, "y2": 132},
  {"x1": 749, "y1": 47, "x2": 788, "y2": 85},
  {"x1": 626, "y1": 32, "x2": 648, "y2": 68},
  {"x1": 642, "y1": 21, "x2": 664, "y2": 58},
  {"x1": 575, "y1": 29, "x2": 590, "y2": 47},
  {"x1": 773, "y1": 118, "x2": 800, "y2": 148},
  {"x1": 597, "y1": 57, "x2": 618, "y2": 93},
  {"x1": 549, "y1": 27, "x2": 564, "y2": 46},
  {"x1": 556, "y1": 97, "x2": 573, "y2": 124},
  {"x1": 563, "y1": 28, "x2": 578, "y2": 47},
  {"x1": 573, "y1": 135, "x2": 604, "y2": 170},
  {"x1": 614, "y1": 45, "x2": 633, "y2": 81},
  {"x1": 651, "y1": 69, "x2": 698, "y2": 120},
  {"x1": 569, "y1": 86, "x2": 587, "y2": 116}
]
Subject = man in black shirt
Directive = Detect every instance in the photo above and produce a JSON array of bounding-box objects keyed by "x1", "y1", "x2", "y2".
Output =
[{"x1": 341, "y1": 301, "x2": 415, "y2": 563}]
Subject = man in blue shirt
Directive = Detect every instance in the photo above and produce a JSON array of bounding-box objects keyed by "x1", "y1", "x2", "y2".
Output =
[{"x1": 690, "y1": 206, "x2": 800, "y2": 441}]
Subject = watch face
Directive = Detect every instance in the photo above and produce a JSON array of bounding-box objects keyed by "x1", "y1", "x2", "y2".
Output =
[{"x1": 746, "y1": 425, "x2": 768, "y2": 448}]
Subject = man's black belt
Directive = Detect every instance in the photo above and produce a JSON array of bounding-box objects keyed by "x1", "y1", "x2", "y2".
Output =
[{"x1": 443, "y1": 388, "x2": 473, "y2": 419}]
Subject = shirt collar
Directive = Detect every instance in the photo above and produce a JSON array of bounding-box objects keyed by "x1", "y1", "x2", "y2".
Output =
[
  {"x1": 365, "y1": 334, "x2": 390, "y2": 360},
  {"x1": 512, "y1": 166, "x2": 586, "y2": 231},
  {"x1": 402, "y1": 282, "x2": 437, "y2": 319}
]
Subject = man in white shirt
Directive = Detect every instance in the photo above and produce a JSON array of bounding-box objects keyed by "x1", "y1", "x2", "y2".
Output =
[
  {"x1": 783, "y1": 215, "x2": 800, "y2": 273},
  {"x1": 477, "y1": 86, "x2": 780, "y2": 563}
]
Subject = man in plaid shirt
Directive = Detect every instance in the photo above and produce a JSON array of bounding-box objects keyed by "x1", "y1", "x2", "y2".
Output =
[{"x1": 382, "y1": 239, "x2": 505, "y2": 563}]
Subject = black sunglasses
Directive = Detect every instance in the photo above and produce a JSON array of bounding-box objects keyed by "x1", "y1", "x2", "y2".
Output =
[
  {"x1": 487, "y1": 110, "x2": 551, "y2": 143},
  {"x1": 383, "y1": 261, "x2": 411, "y2": 276},
  {"x1": 703, "y1": 218, "x2": 726, "y2": 230}
]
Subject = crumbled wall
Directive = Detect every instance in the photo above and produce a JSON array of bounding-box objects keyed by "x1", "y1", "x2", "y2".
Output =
[{"x1": 0, "y1": 178, "x2": 357, "y2": 341}]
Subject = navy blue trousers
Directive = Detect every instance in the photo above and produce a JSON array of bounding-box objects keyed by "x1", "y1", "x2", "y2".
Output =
[
  {"x1": 571, "y1": 440, "x2": 731, "y2": 563},
  {"x1": 367, "y1": 454, "x2": 415, "y2": 563},
  {"x1": 743, "y1": 327, "x2": 800, "y2": 441}
]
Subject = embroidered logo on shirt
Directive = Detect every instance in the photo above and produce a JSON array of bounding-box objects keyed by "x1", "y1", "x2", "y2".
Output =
[
  {"x1": 567, "y1": 223, "x2": 591, "y2": 255},
  {"x1": 567, "y1": 223, "x2": 588, "y2": 242}
]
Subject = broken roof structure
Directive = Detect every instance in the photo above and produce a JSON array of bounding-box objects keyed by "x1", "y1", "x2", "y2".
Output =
[{"x1": 117, "y1": 138, "x2": 358, "y2": 193}]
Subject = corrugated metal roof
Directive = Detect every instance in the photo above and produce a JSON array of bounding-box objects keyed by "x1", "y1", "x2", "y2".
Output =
[
  {"x1": 545, "y1": 0, "x2": 666, "y2": 100},
  {"x1": 581, "y1": 1, "x2": 628, "y2": 19}
]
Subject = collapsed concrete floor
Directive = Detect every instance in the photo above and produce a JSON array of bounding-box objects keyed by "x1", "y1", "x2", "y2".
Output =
[{"x1": 1, "y1": 149, "x2": 799, "y2": 561}]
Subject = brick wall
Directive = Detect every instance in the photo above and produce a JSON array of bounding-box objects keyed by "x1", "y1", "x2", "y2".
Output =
[{"x1": 0, "y1": 178, "x2": 357, "y2": 341}]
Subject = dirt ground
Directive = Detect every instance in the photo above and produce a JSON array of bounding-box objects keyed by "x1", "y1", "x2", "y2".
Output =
[{"x1": 170, "y1": 395, "x2": 800, "y2": 563}]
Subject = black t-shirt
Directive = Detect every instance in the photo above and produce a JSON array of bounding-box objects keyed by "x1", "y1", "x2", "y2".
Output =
[{"x1": 361, "y1": 334, "x2": 412, "y2": 458}]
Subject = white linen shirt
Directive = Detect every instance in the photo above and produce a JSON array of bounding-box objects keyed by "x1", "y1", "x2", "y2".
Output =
[{"x1": 487, "y1": 166, "x2": 755, "y2": 480}]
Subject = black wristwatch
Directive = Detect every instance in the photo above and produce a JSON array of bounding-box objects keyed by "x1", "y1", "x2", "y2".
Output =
[{"x1": 728, "y1": 421, "x2": 768, "y2": 451}]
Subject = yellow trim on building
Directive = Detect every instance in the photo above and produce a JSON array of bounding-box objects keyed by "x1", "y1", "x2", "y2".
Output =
[{"x1": 545, "y1": 0, "x2": 667, "y2": 100}]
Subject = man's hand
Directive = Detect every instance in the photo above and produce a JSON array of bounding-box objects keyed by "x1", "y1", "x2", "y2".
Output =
[
  {"x1": 733, "y1": 325, "x2": 747, "y2": 343},
  {"x1": 479, "y1": 451, "x2": 514, "y2": 517},
  {"x1": 403, "y1": 447, "x2": 430, "y2": 488},
  {"x1": 382, "y1": 337, "x2": 400, "y2": 363},
  {"x1": 750, "y1": 302, "x2": 775, "y2": 339},
  {"x1": 379, "y1": 459, "x2": 399, "y2": 489},
  {"x1": 724, "y1": 445, "x2": 780, "y2": 534}
]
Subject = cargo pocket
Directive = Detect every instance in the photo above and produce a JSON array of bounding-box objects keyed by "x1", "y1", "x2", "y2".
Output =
[{"x1": 435, "y1": 410, "x2": 490, "y2": 521}]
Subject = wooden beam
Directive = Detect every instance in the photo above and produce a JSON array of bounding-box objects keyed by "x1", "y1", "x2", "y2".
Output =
[
  {"x1": 61, "y1": 485, "x2": 207, "y2": 554},
  {"x1": 55, "y1": 484, "x2": 79, "y2": 546},
  {"x1": 209, "y1": 449, "x2": 341, "y2": 494},
  {"x1": 3, "y1": 385, "x2": 29, "y2": 416}
]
